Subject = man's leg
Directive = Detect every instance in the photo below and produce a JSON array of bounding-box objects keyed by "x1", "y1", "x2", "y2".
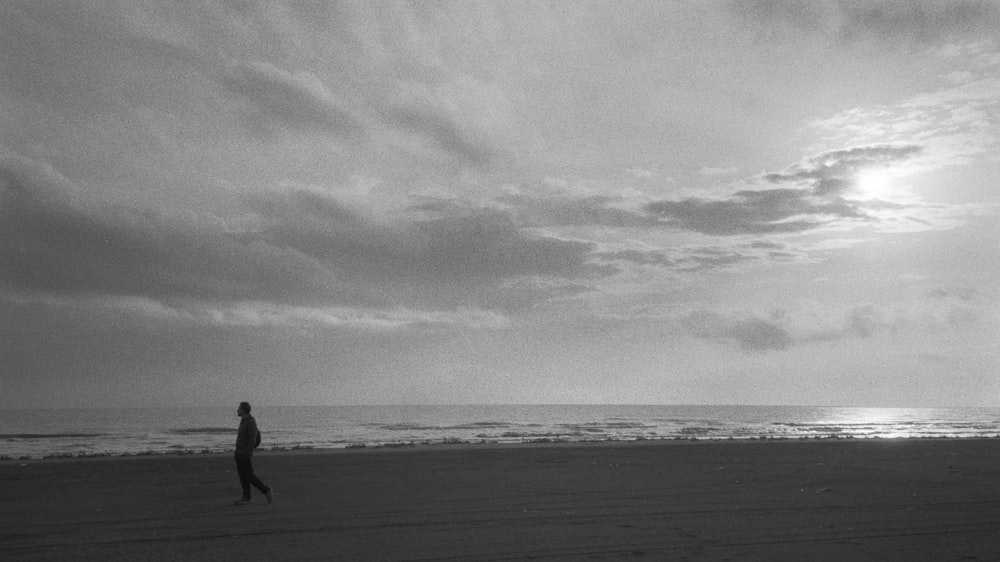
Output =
[
  {"x1": 244, "y1": 456, "x2": 272, "y2": 501},
  {"x1": 248, "y1": 470, "x2": 269, "y2": 494},
  {"x1": 234, "y1": 454, "x2": 252, "y2": 500}
]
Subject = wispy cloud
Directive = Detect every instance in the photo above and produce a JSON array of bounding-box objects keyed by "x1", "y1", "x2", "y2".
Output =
[
  {"x1": 222, "y1": 60, "x2": 364, "y2": 137},
  {"x1": 384, "y1": 78, "x2": 513, "y2": 167},
  {"x1": 594, "y1": 241, "x2": 805, "y2": 273},
  {"x1": 1, "y1": 292, "x2": 511, "y2": 332},
  {"x1": 646, "y1": 187, "x2": 867, "y2": 236},
  {"x1": 809, "y1": 44, "x2": 1000, "y2": 168}
]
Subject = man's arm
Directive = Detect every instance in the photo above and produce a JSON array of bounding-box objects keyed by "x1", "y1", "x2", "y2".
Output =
[
  {"x1": 248, "y1": 418, "x2": 259, "y2": 450},
  {"x1": 236, "y1": 419, "x2": 253, "y2": 454}
]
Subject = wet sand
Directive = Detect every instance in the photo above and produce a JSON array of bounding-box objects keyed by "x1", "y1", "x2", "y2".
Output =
[{"x1": 2, "y1": 439, "x2": 1000, "y2": 560}]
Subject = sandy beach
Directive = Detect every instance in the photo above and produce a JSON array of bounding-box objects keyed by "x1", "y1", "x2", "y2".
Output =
[{"x1": 3, "y1": 439, "x2": 999, "y2": 561}]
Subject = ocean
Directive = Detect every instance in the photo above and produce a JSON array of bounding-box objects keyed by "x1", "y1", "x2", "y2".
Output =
[{"x1": 2, "y1": 405, "x2": 999, "y2": 460}]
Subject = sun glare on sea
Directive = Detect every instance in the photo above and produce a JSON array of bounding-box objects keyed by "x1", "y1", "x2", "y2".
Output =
[
  {"x1": 853, "y1": 168, "x2": 894, "y2": 200},
  {"x1": 821, "y1": 407, "x2": 927, "y2": 439}
]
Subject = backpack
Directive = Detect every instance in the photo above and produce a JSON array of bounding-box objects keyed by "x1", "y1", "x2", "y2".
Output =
[{"x1": 254, "y1": 429, "x2": 262, "y2": 449}]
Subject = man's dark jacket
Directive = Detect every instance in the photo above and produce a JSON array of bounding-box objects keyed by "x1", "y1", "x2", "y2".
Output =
[{"x1": 235, "y1": 415, "x2": 259, "y2": 456}]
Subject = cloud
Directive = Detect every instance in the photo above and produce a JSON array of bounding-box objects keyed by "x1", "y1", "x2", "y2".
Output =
[
  {"x1": 644, "y1": 144, "x2": 930, "y2": 236},
  {"x1": 595, "y1": 244, "x2": 792, "y2": 272},
  {"x1": 732, "y1": 1, "x2": 1000, "y2": 45},
  {"x1": 682, "y1": 310, "x2": 792, "y2": 351},
  {"x1": 0, "y1": 154, "x2": 340, "y2": 304},
  {"x1": 596, "y1": 249, "x2": 678, "y2": 269},
  {"x1": 682, "y1": 293, "x2": 990, "y2": 352},
  {"x1": 645, "y1": 188, "x2": 866, "y2": 235},
  {"x1": 0, "y1": 153, "x2": 606, "y2": 320},
  {"x1": 810, "y1": 73, "x2": 1000, "y2": 171},
  {"x1": 926, "y1": 286, "x2": 977, "y2": 301},
  {"x1": 0, "y1": 3, "x2": 209, "y2": 117},
  {"x1": 763, "y1": 144, "x2": 923, "y2": 195},
  {"x1": 498, "y1": 194, "x2": 653, "y2": 229},
  {"x1": 808, "y1": 52, "x2": 1000, "y2": 170},
  {"x1": 409, "y1": 213, "x2": 599, "y2": 280},
  {"x1": 384, "y1": 78, "x2": 513, "y2": 167},
  {"x1": 494, "y1": 141, "x2": 969, "y2": 241},
  {"x1": 680, "y1": 306, "x2": 887, "y2": 352},
  {"x1": 626, "y1": 167, "x2": 655, "y2": 179},
  {"x1": 221, "y1": 60, "x2": 364, "y2": 136},
  {"x1": 2, "y1": 292, "x2": 512, "y2": 334},
  {"x1": 698, "y1": 166, "x2": 738, "y2": 176},
  {"x1": 246, "y1": 190, "x2": 603, "y2": 286}
]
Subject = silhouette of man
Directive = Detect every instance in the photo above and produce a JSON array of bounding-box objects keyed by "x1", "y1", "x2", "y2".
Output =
[{"x1": 233, "y1": 401, "x2": 272, "y2": 505}]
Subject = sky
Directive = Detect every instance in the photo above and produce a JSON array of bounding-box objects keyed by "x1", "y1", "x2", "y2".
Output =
[{"x1": 2, "y1": 1, "x2": 999, "y2": 408}]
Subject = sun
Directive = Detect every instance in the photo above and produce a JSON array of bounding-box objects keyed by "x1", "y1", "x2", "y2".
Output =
[{"x1": 853, "y1": 168, "x2": 894, "y2": 200}]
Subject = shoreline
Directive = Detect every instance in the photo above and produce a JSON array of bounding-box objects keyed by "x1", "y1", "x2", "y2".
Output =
[{"x1": 5, "y1": 433, "x2": 1000, "y2": 463}]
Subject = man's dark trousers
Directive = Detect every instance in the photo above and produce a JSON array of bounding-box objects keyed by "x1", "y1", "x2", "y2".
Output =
[{"x1": 234, "y1": 453, "x2": 269, "y2": 499}]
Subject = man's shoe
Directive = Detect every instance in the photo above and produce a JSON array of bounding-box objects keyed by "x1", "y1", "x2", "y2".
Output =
[
  {"x1": 265, "y1": 489, "x2": 274, "y2": 504},
  {"x1": 233, "y1": 498, "x2": 252, "y2": 506}
]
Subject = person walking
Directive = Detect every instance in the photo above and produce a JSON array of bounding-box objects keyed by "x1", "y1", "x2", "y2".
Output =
[{"x1": 233, "y1": 401, "x2": 273, "y2": 505}]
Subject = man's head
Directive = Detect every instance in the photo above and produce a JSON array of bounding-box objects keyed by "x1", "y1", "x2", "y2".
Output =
[{"x1": 237, "y1": 401, "x2": 252, "y2": 417}]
